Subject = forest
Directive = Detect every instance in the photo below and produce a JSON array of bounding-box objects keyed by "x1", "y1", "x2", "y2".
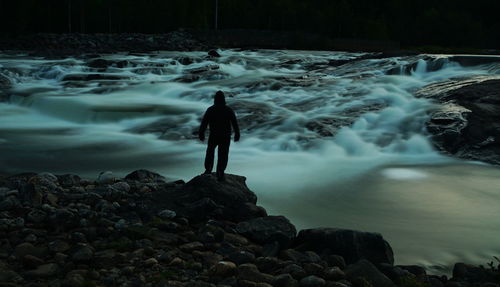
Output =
[{"x1": 0, "y1": 0, "x2": 498, "y2": 49}]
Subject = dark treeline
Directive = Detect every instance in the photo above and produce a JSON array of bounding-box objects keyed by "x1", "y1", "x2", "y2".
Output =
[{"x1": 0, "y1": 0, "x2": 499, "y2": 48}]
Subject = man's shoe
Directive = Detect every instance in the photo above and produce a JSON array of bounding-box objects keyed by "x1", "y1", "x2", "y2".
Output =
[{"x1": 202, "y1": 170, "x2": 212, "y2": 175}]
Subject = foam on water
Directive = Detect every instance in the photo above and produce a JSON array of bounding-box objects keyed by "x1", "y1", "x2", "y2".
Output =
[{"x1": 381, "y1": 168, "x2": 428, "y2": 180}]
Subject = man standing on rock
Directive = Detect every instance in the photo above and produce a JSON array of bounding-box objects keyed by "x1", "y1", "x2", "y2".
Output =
[{"x1": 199, "y1": 90, "x2": 240, "y2": 181}]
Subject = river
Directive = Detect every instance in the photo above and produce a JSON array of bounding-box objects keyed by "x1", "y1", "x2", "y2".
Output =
[{"x1": 0, "y1": 49, "x2": 499, "y2": 273}]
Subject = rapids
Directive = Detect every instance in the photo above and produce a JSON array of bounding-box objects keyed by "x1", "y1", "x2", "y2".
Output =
[{"x1": 1, "y1": 50, "x2": 500, "y2": 273}]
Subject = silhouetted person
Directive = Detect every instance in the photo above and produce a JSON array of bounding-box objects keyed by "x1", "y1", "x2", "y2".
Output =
[{"x1": 199, "y1": 90, "x2": 240, "y2": 181}]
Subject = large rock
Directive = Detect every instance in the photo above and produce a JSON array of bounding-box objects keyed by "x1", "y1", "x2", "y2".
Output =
[
  {"x1": 299, "y1": 275, "x2": 325, "y2": 287},
  {"x1": 294, "y1": 228, "x2": 394, "y2": 265},
  {"x1": 345, "y1": 259, "x2": 396, "y2": 287},
  {"x1": 236, "y1": 216, "x2": 296, "y2": 249},
  {"x1": 452, "y1": 263, "x2": 497, "y2": 283},
  {"x1": 56, "y1": 174, "x2": 81, "y2": 187},
  {"x1": 417, "y1": 77, "x2": 500, "y2": 165},
  {"x1": 125, "y1": 169, "x2": 166, "y2": 182},
  {"x1": 177, "y1": 174, "x2": 265, "y2": 221},
  {"x1": 24, "y1": 263, "x2": 59, "y2": 278}
]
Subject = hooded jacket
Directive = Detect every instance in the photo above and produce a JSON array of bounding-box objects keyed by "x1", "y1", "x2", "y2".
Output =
[{"x1": 199, "y1": 93, "x2": 240, "y2": 139}]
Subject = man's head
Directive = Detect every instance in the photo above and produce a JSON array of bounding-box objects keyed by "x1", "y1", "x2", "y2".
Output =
[{"x1": 214, "y1": 90, "x2": 226, "y2": 105}]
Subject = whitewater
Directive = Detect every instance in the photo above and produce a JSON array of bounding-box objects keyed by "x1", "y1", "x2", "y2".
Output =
[{"x1": 0, "y1": 49, "x2": 499, "y2": 273}]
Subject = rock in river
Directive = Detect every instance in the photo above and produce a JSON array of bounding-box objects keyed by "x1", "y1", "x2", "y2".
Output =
[{"x1": 294, "y1": 228, "x2": 394, "y2": 265}]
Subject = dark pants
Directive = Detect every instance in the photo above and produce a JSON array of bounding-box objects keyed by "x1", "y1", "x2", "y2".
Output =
[{"x1": 204, "y1": 135, "x2": 231, "y2": 176}]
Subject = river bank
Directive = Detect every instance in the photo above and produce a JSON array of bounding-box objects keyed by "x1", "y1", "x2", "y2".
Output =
[
  {"x1": 0, "y1": 170, "x2": 498, "y2": 287},
  {"x1": 1, "y1": 30, "x2": 497, "y2": 56}
]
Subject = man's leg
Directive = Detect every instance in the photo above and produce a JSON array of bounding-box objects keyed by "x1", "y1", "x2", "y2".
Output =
[
  {"x1": 216, "y1": 137, "x2": 231, "y2": 180},
  {"x1": 204, "y1": 136, "x2": 217, "y2": 174}
]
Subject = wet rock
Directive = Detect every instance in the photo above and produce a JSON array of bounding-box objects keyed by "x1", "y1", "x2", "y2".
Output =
[
  {"x1": 211, "y1": 261, "x2": 238, "y2": 277},
  {"x1": 71, "y1": 245, "x2": 94, "y2": 262},
  {"x1": 88, "y1": 58, "x2": 112, "y2": 69},
  {"x1": 144, "y1": 257, "x2": 158, "y2": 267},
  {"x1": 280, "y1": 249, "x2": 308, "y2": 263},
  {"x1": 428, "y1": 276, "x2": 445, "y2": 287},
  {"x1": 300, "y1": 275, "x2": 326, "y2": 287},
  {"x1": 114, "y1": 219, "x2": 127, "y2": 230},
  {"x1": 96, "y1": 171, "x2": 115, "y2": 184},
  {"x1": 345, "y1": 259, "x2": 396, "y2": 287},
  {"x1": 208, "y1": 49, "x2": 221, "y2": 58},
  {"x1": 198, "y1": 224, "x2": 225, "y2": 243},
  {"x1": 452, "y1": 263, "x2": 497, "y2": 283},
  {"x1": 48, "y1": 240, "x2": 70, "y2": 253},
  {"x1": 158, "y1": 209, "x2": 177, "y2": 219},
  {"x1": 110, "y1": 181, "x2": 130, "y2": 193},
  {"x1": 62, "y1": 73, "x2": 129, "y2": 81},
  {"x1": 56, "y1": 174, "x2": 81, "y2": 187},
  {"x1": 22, "y1": 254, "x2": 44, "y2": 269},
  {"x1": 449, "y1": 55, "x2": 500, "y2": 67},
  {"x1": 324, "y1": 254, "x2": 346, "y2": 269},
  {"x1": 27, "y1": 209, "x2": 47, "y2": 223},
  {"x1": 0, "y1": 196, "x2": 20, "y2": 211},
  {"x1": 275, "y1": 273, "x2": 299, "y2": 287},
  {"x1": 295, "y1": 228, "x2": 394, "y2": 265},
  {"x1": 125, "y1": 169, "x2": 166, "y2": 182},
  {"x1": 238, "y1": 263, "x2": 275, "y2": 284},
  {"x1": 186, "y1": 64, "x2": 220, "y2": 74},
  {"x1": 14, "y1": 242, "x2": 44, "y2": 258},
  {"x1": 303, "y1": 263, "x2": 326, "y2": 277},
  {"x1": 282, "y1": 264, "x2": 307, "y2": 280},
  {"x1": 261, "y1": 241, "x2": 280, "y2": 257},
  {"x1": 0, "y1": 217, "x2": 24, "y2": 230},
  {"x1": 54, "y1": 252, "x2": 68, "y2": 265},
  {"x1": 0, "y1": 73, "x2": 12, "y2": 102},
  {"x1": 378, "y1": 264, "x2": 413, "y2": 284},
  {"x1": 0, "y1": 270, "x2": 23, "y2": 284},
  {"x1": 177, "y1": 57, "x2": 195, "y2": 65},
  {"x1": 255, "y1": 256, "x2": 283, "y2": 273},
  {"x1": 236, "y1": 216, "x2": 296, "y2": 248},
  {"x1": 417, "y1": 78, "x2": 500, "y2": 165},
  {"x1": 398, "y1": 265, "x2": 426, "y2": 277},
  {"x1": 64, "y1": 273, "x2": 86, "y2": 286},
  {"x1": 24, "y1": 263, "x2": 59, "y2": 278},
  {"x1": 0, "y1": 189, "x2": 18, "y2": 199},
  {"x1": 325, "y1": 266, "x2": 346, "y2": 281},
  {"x1": 180, "y1": 241, "x2": 204, "y2": 252},
  {"x1": 178, "y1": 174, "x2": 260, "y2": 221},
  {"x1": 226, "y1": 250, "x2": 255, "y2": 265}
]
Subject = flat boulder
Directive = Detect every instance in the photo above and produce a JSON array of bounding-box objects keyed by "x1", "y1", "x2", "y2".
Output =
[
  {"x1": 294, "y1": 228, "x2": 394, "y2": 265},
  {"x1": 236, "y1": 216, "x2": 297, "y2": 248},
  {"x1": 178, "y1": 174, "x2": 262, "y2": 222}
]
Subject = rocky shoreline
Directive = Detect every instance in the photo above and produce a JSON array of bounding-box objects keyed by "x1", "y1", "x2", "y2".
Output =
[
  {"x1": 0, "y1": 170, "x2": 498, "y2": 287},
  {"x1": 0, "y1": 30, "x2": 209, "y2": 56}
]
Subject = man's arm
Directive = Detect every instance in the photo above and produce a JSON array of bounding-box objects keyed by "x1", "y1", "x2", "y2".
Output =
[
  {"x1": 199, "y1": 109, "x2": 210, "y2": 141},
  {"x1": 230, "y1": 110, "x2": 240, "y2": 142}
]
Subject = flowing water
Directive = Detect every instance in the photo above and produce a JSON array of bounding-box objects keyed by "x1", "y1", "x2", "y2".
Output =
[{"x1": 1, "y1": 50, "x2": 500, "y2": 273}]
